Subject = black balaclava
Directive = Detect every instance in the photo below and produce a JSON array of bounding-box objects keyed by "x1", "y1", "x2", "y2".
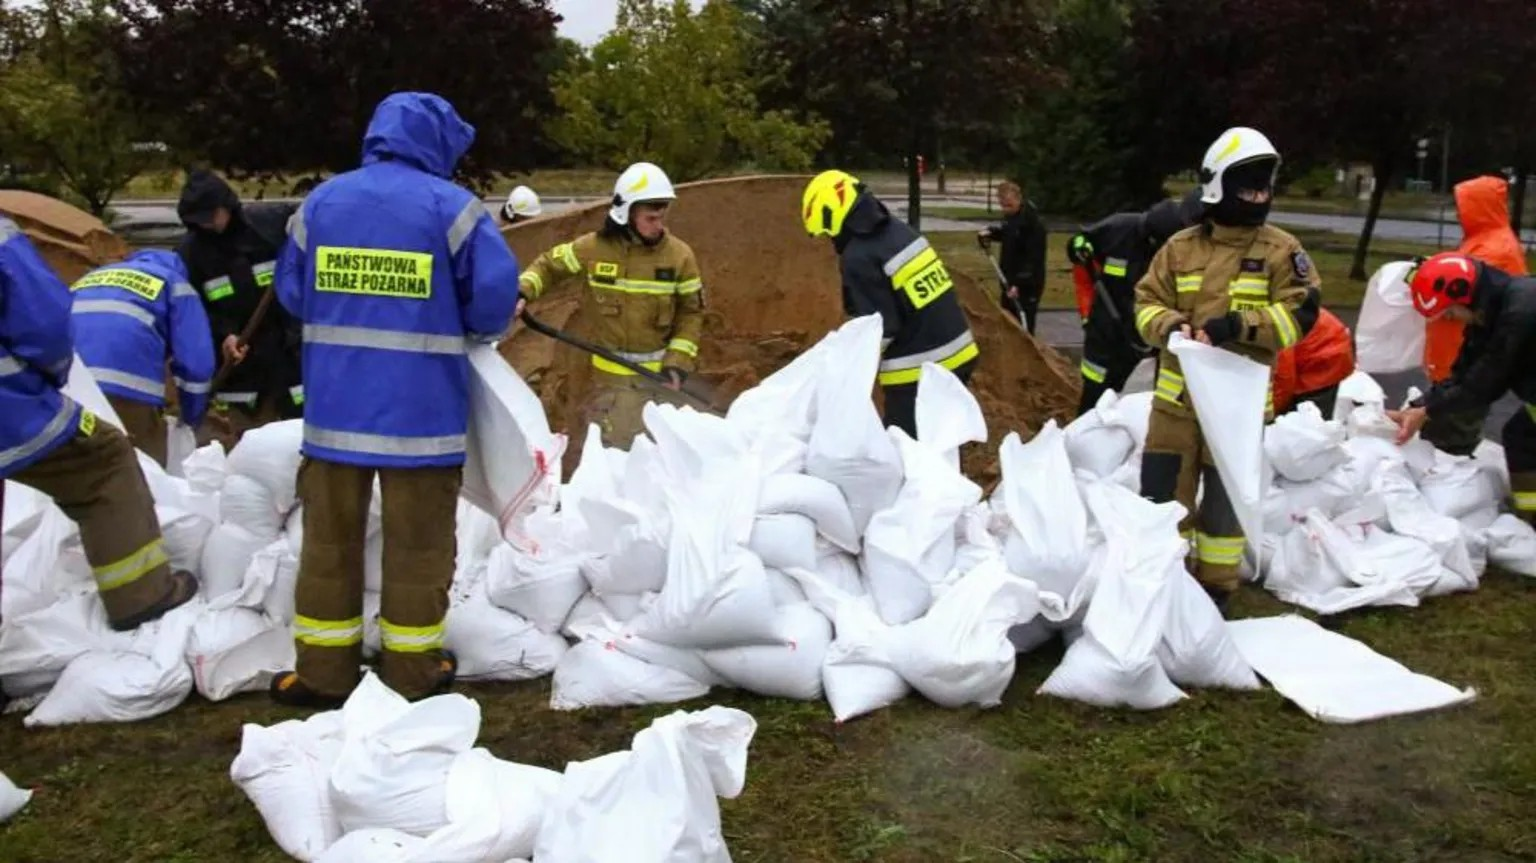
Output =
[{"x1": 1211, "y1": 157, "x2": 1277, "y2": 227}]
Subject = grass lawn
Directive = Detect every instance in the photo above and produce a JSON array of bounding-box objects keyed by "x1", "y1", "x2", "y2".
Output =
[{"x1": 1, "y1": 577, "x2": 1533, "y2": 861}]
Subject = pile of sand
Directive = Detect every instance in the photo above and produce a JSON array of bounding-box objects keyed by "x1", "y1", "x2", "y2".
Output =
[
  {"x1": 0, "y1": 191, "x2": 128, "y2": 282},
  {"x1": 498, "y1": 175, "x2": 1080, "y2": 486}
]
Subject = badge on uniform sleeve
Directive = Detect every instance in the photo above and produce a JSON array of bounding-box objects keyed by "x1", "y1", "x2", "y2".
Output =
[{"x1": 1291, "y1": 250, "x2": 1313, "y2": 280}]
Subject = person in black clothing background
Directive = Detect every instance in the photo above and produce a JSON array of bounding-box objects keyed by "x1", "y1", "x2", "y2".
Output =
[
  {"x1": 978, "y1": 180, "x2": 1047, "y2": 333},
  {"x1": 176, "y1": 170, "x2": 303, "y2": 438}
]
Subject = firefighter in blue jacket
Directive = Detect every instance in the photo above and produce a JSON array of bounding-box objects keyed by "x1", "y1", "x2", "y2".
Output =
[
  {"x1": 0, "y1": 217, "x2": 199, "y2": 634},
  {"x1": 71, "y1": 249, "x2": 216, "y2": 467},
  {"x1": 271, "y1": 92, "x2": 520, "y2": 707}
]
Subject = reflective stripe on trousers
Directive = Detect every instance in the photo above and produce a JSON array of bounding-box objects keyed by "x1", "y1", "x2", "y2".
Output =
[
  {"x1": 294, "y1": 614, "x2": 365, "y2": 648},
  {"x1": 1195, "y1": 533, "x2": 1246, "y2": 567},
  {"x1": 591, "y1": 348, "x2": 666, "y2": 376},
  {"x1": 93, "y1": 538, "x2": 169, "y2": 591},
  {"x1": 380, "y1": 618, "x2": 445, "y2": 653}
]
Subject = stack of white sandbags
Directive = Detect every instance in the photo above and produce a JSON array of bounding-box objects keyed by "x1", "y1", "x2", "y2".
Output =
[{"x1": 231, "y1": 671, "x2": 756, "y2": 863}]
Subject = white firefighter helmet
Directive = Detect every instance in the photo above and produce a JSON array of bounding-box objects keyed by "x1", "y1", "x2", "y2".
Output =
[
  {"x1": 609, "y1": 162, "x2": 677, "y2": 225},
  {"x1": 1199, "y1": 127, "x2": 1281, "y2": 205},
  {"x1": 504, "y1": 185, "x2": 542, "y2": 220}
]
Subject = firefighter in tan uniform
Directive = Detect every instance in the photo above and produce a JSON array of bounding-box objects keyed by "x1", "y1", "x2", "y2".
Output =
[
  {"x1": 1134, "y1": 128, "x2": 1322, "y2": 611},
  {"x1": 518, "y1": 162, "x2": 705, "y2": 449}
]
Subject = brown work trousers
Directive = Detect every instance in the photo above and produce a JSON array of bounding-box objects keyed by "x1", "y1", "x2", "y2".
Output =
[
  {"x1": 109, "y1": 396, "x2": 168, "y2": 468},
  {"x1": 199, "y1": 396, "x2": 282, "y2": 451},
  {"x1": 294, "y1": 458, "x2": 460, "y2": 699},
  {"x1": 9, "y1": 415, "x2": 177, "y2": 626},
  {"x1": 1140, "y1": 405, "x2": 1246, "y2": 593},
  {"x1": 573, "y1": 370, "x2": 690, "y2": 454}
]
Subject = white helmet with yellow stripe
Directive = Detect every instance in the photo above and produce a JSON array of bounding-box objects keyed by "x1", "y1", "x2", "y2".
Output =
[
  {"x1": 1199, "y1": 127, "x2": 1280, "y2": 205},
  {"x1": 610, "y1": 162, "x2": 677, "y2": 225}
]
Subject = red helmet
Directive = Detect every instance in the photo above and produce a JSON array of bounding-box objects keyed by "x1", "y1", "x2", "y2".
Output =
[{"x1": 1409, "y1": 252, "x2": 1479, "y2": 317}]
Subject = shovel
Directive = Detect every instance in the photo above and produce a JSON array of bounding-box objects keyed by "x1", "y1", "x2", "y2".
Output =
[
  {"x1": 518, "y1": 310, "x2": 723, "y2": 416},
  {"x1": 976, "y1": 236, "x2": 1030, "y2": 325}
]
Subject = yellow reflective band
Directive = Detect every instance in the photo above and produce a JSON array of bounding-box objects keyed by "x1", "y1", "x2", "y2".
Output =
[
  {"x1": 1136, "y1": 305, "x2": 1170, "y2": 337},
  {"x1": 253, "y1": 261, "x2": 276, "y2": 288},
  {"x1": 1513, "y1": 492, "x2": 1536, "y2": 512},
  {"x1": 592, "y1": 355, "x2": 664, "y2": 376},
  {"x1": 71, "y1": 268, "x2": 166, "y2": 301},
  {"x1": 668, "y1": 338, "x2": 699, "y2": 358},
  {"x1": 554, "y1": 243, "x2": 580, "y2": 273},
  {"x1": 1155, "y1": 369, "x2": 1185, "y2": 405},
  {"x1": 1081, "y1": 360, "x2": 1107, "y2": 383},
  {"x1": 294, "y1": 614, "x2": 365, "y2": 648},
  {"x1": 79, "y1": 410, "x2": 97, "y2": 436},
  {"x1": 1229, "y1": 283, "x2": 1270, "y2": 298},
  {"x1": 519, "y1": 270, "x2": 544, "y2": 298},
  {"x1": 1264, "y1": 303, "x2": 1300, "y2": 347},
  {"x1": 1103, "y1": 263, "x2": 1128, "y2": 278},
  {"x1": 676, "y1": 278, "x2": 703, "y2": 295},
  {"x1": 93, "y1": 538, "x2": 168, "y2": 591},
  {"x1": 876, "y1": 341, "x2": 979, "y2": 386},
  {"x1": 1525, "y1": 403, "x2": 1536, "y2": 423},
  {"x1": 589, "y1": 278, "x2": 680, "y2": 296},
  {"x1": 380, "y1": 618, "x2": 446, "y2": 653},
  {"x1": 315, "y1": 246, "x2": 433, "y2": 299},
  {"x1": 1197, "y1": 534, "x2": 1247, "y2": 565},
  {"x1": 891, "y1": 248, "x2": 955, "y2": 310},
  {"x1": 1176, "y1": 275, "x2": 1203, "y2": 293}
]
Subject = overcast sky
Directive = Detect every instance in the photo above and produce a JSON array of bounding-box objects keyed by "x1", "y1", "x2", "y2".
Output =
[{"x1": 553, "y1": 0, "x2": 704, "y2": 45}]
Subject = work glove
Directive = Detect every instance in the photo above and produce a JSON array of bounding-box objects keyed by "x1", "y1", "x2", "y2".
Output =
[
  {"x1": 1067, "y1": 234, "x2": 1095, "y2": 267},
  {"x1": 1200, "y1": 312, "x2": 1243, "y2": 347}
]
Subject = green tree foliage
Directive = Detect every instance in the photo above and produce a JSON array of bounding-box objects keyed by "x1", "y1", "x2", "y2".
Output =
[
  {"x1": 0, "y1": 1, "x2": 151, "y2": 214},
  {"x1": 549, "y1": 0, "x2": 828, "y2": 181}
]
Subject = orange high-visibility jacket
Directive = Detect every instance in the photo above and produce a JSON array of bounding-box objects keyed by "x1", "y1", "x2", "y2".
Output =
[
  {"x1": 1425, "y1": 176, "x2": 1529, "y2": 382},
  {"x1": 1273, "y1": 307, "x2": 1354, "y2": 412}
]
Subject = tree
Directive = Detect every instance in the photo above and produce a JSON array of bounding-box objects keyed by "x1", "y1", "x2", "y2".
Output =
[
  {"x1": 548, "y1": 0, "x2": 828, "y2": 181},
  {"x1": 113, "y1": 0, "x2": 563, "y2": 187},
  {"x1": 751, "y1": 0, "x2": 1046, "y2": 229},
  {"x1": 0, "y1": 1, "x2": 152, "y2": 214}
]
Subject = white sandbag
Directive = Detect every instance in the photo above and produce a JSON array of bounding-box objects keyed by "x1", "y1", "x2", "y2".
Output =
[
  {"x1": 329, "y1": 675, "x2": 481, "y2": 837},
  {"x1": 1331, "y1": 370, "x2": 1387, "y2": 423},
  {"x1": 1117, "y1": 391, "x2": 1154, "y2": 453},
  {"x1": 764, "y1": 567, "x2": 809, "y2": 606},
  {"x1": 700, "y1": 603, "x2": 832, "y2": 701},
  {"x1": 861, "y1": 427, "x2": 981, "y2": 624},
  {"x1": 727, "y1": 344, "x2": 824, "y2": 443},
  {"x1": 187, "y1": 602, "x2": 294, "y2": 701},
  {"x1": 241, "y1": 540, "x2": 300, "y2": 623},
  {"x1": 157, "y1": 504, "x2": 213, "y2": 576},
  {"x1": 1418, "y1": 451, "x2": 1505, "y2": 521},
  {"x1": 444, "y1": 587, "x2": 568, "y2": 682},
  {"x1": 1157, "y1": 566, "x2": 1260, "y2": 690},
  {"x1": 549, "y1": 640, "x2": 709, "y2": 711},
  {"x1": 1169, "y1": 334, "x2": 1269, "y2": 558},
  {"x1": 455, "y1": 500, "x2": 505, "y2": 573},
  {"x1": 533, "y1": 706, "x2": 756, "y2": 863},
  {"x1": 0, "y1": 495, "x2": 93, "y2": 620},
  {"x1": 0, "y1": 770, "x2": 31, "y2": 823},
  {"x1": 1262, "y1": 463, "x2": 1361, "y2": 535},
  {"x1": 407, "y1": 749, "x2": 562, "y2": 862},
  {"x1": 748, "y1": 513, "x2": 818, "y2": 572},
  {"x1": 757, "y1": 472, "x2": 860, "y2": 553},
  {"x1": 1354, "y1": 261, "x2": 1424, "y2": 374},
  {"x1": 1484, "y1": 515, "x2": 1536, "y2": 576},
  {"x1": 1473, "y1": 439, "x2": 1511, "y2": 498},
  {"x1": 0, "y1": 593, "x2": 107, "y2": 695},
  {"x1": 164, "y1": 417, "x2": 199, "y2": 478},
  {"x1": 201, "y1": 522, "x2": 276, "y2": 600},
  {"x1": 578, "y1": 498, "x2": 668, "y2": 595},
  {"x1": 231, "y1": 710, "x2": 348, "y2": 861},
  {"x1": 1264, "y1": 402, "x2": 1348, "y2": 482},
  {"x1": 889, "y1": 561, "x2": 1040, "y2": 708},
  {"x1": 914, "y1": 361, "x2": 988, "y2": 469},
  {"x1": 804, "y1": 315, "x2": 904, "y2": 532},
  {"x1": 315, "y1": 829, "x2": 422, "y2": 863},
  {"x1": 220, "y1": 474, "x2": 284, "y2": 538},
  {"x1": 786, "y1": 568, "x2": 909, "y2": 722},
  {"x1": 25, "y1": 601, "x2": 199, "y2": 726},
  {"x1": 1229, "y1": 614, "x2": 1475, "y2": 722},
  {"x1": 1371, "y1": 462, "x2": 1479, "y2": 590},
  {"x1": 815, "y1": 542, "x2": 866, "y2": 597},
  {"x1": 484, "y1": 540, "x2": 588, "y2": 634},
  {"x1": 1064, "y1": 390, "x2": 1137, "y2": 478},
  {"x1": 226, "y1": 419, "x2": 304, "y2": 508},
  {"x1": 997, "y1": 424, "x2": 1089, "y2": 599},
  {"x1": 62, "y1": 353, "x2": 124, "y2": 430},
  {"x1": 562, "y1": 592, "x2": 611, "y2": 639},
  {"x1": 461, "y1": 345, "x2": 563, "y2": 540},
  {"x1": 1039, "y1": 481, "x2": 1187, "y2": 710}
]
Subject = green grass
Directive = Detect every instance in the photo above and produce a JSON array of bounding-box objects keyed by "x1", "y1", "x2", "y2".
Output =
[{"x1": 3, "y1": 577, "x2": 1535, "y2": 861}]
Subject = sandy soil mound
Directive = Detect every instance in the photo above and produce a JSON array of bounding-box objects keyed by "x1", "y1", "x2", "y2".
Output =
[
  {"x1": 498, "y1": 175, "x2": 1079, "y2": 486},
  {"x1": 0, "y1": 191, "x2": 128, "y2": 282}
]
